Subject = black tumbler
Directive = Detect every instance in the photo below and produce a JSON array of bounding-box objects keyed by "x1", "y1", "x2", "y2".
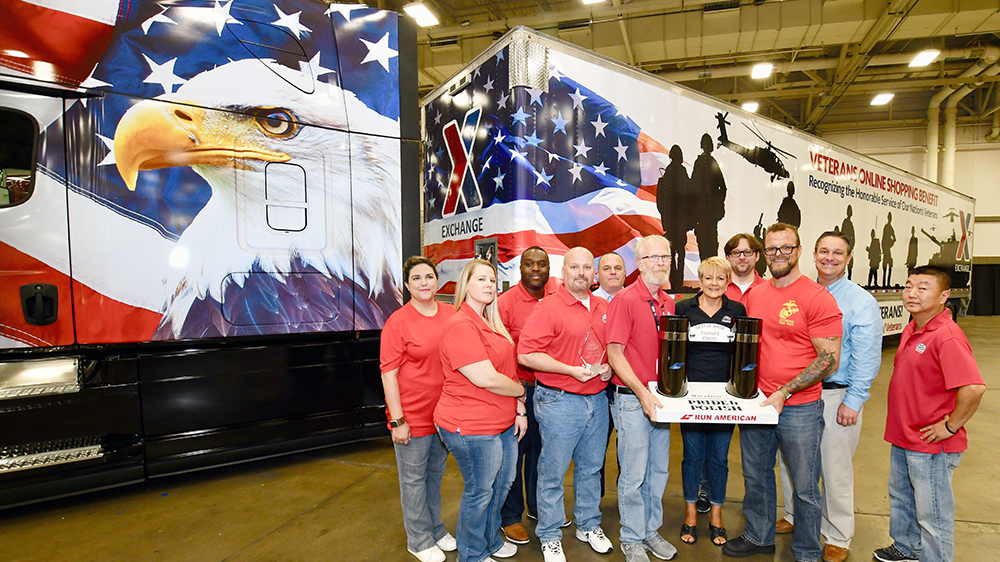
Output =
[
  {"x1": 657, "y1": 315, "x2": 689, "y2": 398},
  {"x1": 727, "y1": 316, "x2": 762, "y2": 398}
]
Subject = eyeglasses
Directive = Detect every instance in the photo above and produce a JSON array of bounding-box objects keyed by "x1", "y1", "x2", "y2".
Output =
[
  {"x1": 728, "y1": 249, "x2": 756, "y2": 257},
  {"x1": 641, "y1": 255, "x2": 670, "y2": 263},
  {"x1": 763, "y1": 245, "x2": 799, "y2": 256}
]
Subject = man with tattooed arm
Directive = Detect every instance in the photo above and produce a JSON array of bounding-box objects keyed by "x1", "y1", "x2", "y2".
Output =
[{"x1": 723, "y1": 223, "x2": 843, "y2": 562}]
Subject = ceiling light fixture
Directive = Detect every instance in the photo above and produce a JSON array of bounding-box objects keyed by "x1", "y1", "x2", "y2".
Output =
[
  {"x1": 871, "y1": 93, "x2": 894, "y2": 105},
  {"x1": 742, "y1": 102, "x2": 759, "y2": 113},
  {"x1": 581, "y1": 0, "x2": 605, "y2": 5},
  {"x1": 403, "y1": 2, "x2": 439, "y2": 27},
  {"x1": 751, "y1": 62, "x2": 773, "y2": 79},
  {"x1": 909, "y1": 49, "x2": 940, "y2": 68}
]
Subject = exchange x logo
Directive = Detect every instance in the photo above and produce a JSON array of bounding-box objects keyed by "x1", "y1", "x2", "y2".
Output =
[{"x1": 441, "y1": 107, "x2": 483, "y2": 217}]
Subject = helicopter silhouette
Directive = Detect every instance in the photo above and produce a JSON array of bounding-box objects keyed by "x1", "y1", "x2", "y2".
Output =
[{"x1": 715, "y1": 112, "x2": 795, "y2": 181}]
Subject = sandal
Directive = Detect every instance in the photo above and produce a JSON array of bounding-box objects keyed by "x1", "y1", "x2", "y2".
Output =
[
  {"x1": 710, "y1": 525, "x2": 727, "y2": 546},
  {"x1": 680, "y1": 523, "x2": 697, "y2": 544}
]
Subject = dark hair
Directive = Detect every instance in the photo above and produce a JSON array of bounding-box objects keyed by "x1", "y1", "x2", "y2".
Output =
[
  {"x1": 724, "y1": 233, "x2": 762, "y2": 255},
  {"x1": 908, "y1": 265, "x2": 952, "y2": 291},
  {"x1": 598, "y1": 251, "x2": 624, "y2": 267},
  {"x1": 814, "y1": 230, "x2": 853, "y2": 254},
  {"x1": 403, "y1": 256, "x2": 437, "y2": 281},
  {"x1": 523, "y1": 246, "x2": 548, "y2": 258},
  {"x1": 764, "y1": 222, "x2": 800, "y2": 247}
]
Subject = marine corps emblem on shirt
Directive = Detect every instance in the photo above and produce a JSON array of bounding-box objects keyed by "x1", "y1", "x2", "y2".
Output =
[{"x1": 778, "y1": 300, "x2": 800, "y2": 326}]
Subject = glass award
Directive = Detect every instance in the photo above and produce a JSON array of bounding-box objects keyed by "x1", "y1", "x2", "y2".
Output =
[{"x1": 579, "y1": 327, "x2": 606, "y2": 375}]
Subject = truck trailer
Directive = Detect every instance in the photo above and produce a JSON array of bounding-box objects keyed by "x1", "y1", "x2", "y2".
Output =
[
  {"x1": 0, "y1": 0, "x2": 417, "y2": 507},
  {"x1": 421, "y1": 27, "x2": 974, "y2": 334}
]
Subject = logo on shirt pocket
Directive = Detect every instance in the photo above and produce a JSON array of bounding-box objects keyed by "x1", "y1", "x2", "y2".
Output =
[{"x1": 915, "y1": 343, "x2": 927, "y2": 354}]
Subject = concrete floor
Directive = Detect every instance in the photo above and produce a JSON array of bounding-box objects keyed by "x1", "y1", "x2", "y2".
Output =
[{"x1": 2, "y1": 317, "x2": 998, "y2": 562}]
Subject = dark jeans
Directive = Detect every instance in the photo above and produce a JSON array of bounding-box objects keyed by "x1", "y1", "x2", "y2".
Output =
[
  {"x1": 501, "y1": 384, "x2": 539, "y2": 526},
  {"x1": 680, "y1": 423, "x2": 734, "y2": 505}
]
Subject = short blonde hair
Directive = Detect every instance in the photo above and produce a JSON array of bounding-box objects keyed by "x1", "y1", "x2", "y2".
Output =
[
  {"x1": 697, "y1": 256, "x2": 733, "y2": 282},
  {"x1": 453, "y1": 259, "x2": 513, "y2": 343}
]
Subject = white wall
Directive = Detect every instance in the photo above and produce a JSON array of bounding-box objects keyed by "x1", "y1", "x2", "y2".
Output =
[{"x1": 824, "y1": 124, "x2": 1000, "y2": 257}]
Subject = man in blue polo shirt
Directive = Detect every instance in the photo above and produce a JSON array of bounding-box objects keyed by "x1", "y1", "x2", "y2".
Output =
[{"x1": 775, "y1": 231, "x2": 882, "y2": 562}]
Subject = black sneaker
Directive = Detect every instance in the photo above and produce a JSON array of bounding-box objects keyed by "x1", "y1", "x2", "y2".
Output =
[
  {"x1": 696, "y1": 491, "x2": 711, "y2": 514},
  {"x1": 873, "y1": 544, "x2": 918, "y2": 562},
  {"x1": 721, "y1": 535, "x2": 775, "y2": 558}
]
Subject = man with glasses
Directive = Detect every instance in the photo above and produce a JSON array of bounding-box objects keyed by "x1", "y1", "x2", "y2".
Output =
[
  {"x1": 724, "y1": 223, "x2": 842, "y2": 562},
  {"x1": 776, "y1": 231, "x2": 883, "y2": 562},
  {"x1": 606, "y1": 235, "x2": 678, "y2": 562},
  {"x1": 724, "y1": 233, "x2": 766, "y2": 304}
]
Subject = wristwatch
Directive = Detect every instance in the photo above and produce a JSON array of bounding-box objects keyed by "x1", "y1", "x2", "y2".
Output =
[
  {"x1": 777, "y1": 386, "x2": 792, "y2": 400},
  {"x1": 389, "y1": 416, "x2": 406, "y2": 428}
]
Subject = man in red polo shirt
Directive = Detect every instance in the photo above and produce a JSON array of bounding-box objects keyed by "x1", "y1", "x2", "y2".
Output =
[
  {"x1": 724, "y1": 233, "x2": 766, "y2": 304},
  {"x1": 606, "y1": 234, "x2": 678, "y2": 562},
  {"x1": 724, "y1": 223, "x2": 842, "y2": 562},
  {"x1": 498, "y1": 246, "x2": 555, "y2": 545},
  {"x1": 873, "y1": 266, "x2": 985, "y2": 562},
  {"x1": 518, "y1": 247, "x2": 614, "y2": 562}
]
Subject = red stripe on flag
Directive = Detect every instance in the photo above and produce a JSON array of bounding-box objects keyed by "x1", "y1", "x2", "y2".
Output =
[
  {"x1": 73, "y1": 280, "x2": 162, "y2": 344},
  {"x1": 0, "y1": 240, "x2": 74, "y2": 347}
]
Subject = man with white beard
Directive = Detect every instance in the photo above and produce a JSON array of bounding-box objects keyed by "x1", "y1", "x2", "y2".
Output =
[{"x1": 606, "y1": 235, "x2": 678, "y2": 562}]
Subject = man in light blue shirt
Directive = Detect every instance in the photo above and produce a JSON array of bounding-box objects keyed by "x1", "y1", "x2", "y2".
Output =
[{"x1": 777, "y1": 231, "x2": 883, "y2": 562}]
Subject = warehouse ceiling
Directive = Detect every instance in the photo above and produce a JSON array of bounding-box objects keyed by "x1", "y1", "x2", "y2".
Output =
[{"x1": 374, "y1": 0, "x2": 1000, "y2": 136}]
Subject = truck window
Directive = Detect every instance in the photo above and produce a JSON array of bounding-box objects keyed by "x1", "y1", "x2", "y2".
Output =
[{"x1": 0, "y1": 108, "x2": 38, "y2": 208}]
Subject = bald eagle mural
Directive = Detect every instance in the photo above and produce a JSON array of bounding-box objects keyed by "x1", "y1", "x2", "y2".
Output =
[{"x1": 113, "y1": 58, "x2": 402, "y2": 339}]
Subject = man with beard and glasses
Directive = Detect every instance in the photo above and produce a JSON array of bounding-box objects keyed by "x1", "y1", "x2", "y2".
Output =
[
  {"x1": 724, "y1": 223, "x2": 843, "y2": 562},
  {"x1": 518, "y1": 247, "x2": 615, "y2": 562},
  {"x1": 724, "y1": 233, "x2": 767, "y2": 304},
  {"x1": 498, "y1": 247, "x2": 558, "y2": 545},
  {"x1": 606, "y1": 235, "x2": 678, "y2": 562}
]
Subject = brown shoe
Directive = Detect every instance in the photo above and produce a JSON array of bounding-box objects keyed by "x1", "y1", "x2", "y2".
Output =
[
  {"x1": 501, "y1": 522, "x2": 530, "y2": 545},
  {"x1": 823, "y1": 544, "x2": 848, "y2": 562},
  {"x1": 775, "y1": 519, "x2": 794, "y2": 534}
]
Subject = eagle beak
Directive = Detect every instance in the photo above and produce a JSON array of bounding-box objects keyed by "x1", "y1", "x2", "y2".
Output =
[{"x1": 113, "y1": 99, "x2": 292, "y2": 190}]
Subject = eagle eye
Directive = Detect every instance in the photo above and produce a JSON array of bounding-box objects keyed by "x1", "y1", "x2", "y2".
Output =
[{"x1": 253, "y1": 108, "x2": 298, "y2": 139}]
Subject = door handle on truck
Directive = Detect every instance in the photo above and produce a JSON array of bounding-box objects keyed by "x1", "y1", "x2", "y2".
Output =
[{"x1": 20, "y1": 283, "x2": 58, "y2": 326}]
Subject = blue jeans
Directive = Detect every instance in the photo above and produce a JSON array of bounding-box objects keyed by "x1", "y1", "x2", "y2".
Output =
[
  {"x1": 534, "y1": 385, "x2": 609, "y2": 541},
  {"x1": 394, "y1": 433, "x2": 449, "y2": 551},
  {"x1": 439, "y1": 425, "x2": 517, "y2": 562},
  {"x1": 739, "y1": 400, "x2": 824, "y2": 562},
  {"x1": 887, "y1": 445, "x2": 962, "y2": 562},
  {"x1": 611, "y1": 392, "x2": 671, "y2": 544},
  {"x1": 680, "y1": 423, "x2": 734, "y2": 505},
  {"x1": 501, "y1": 384, "x2": 540, "y2": 526}
]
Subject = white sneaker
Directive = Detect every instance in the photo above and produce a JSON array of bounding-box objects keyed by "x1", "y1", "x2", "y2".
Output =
[
  {"x1": 436, "y1": 532, "x2": 457, "y2": 552},
  {"x1": 643, "y1": 533, "x2": 677, "y2": 561},
  {"x1": 493, "y1": 541, "x2": 517, "y2": 559},
  {"x1": 407, "y1": 545, "x2": 445, "y2": 562},
  {"x1": 541, "y1": 540, "x2": 567, "y2": 562},
  {"x1": 576, "y1": 527, "x2": 613, "y2": 554}
]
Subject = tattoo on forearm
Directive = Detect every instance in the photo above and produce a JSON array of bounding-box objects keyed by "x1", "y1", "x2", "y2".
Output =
[{"x1": 784, "y1": 349, "x2": 837, "y2": 394}]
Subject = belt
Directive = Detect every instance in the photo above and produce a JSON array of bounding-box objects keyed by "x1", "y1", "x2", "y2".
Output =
[
  {"x1": 822, "y1": 382, "x2": 849, "y2": 390},
  {"x1": 614, "y1": 385, "x2": 635, "y2": 395},
  {"x1": 535, "y1": 379, "x2": 593, "y2": 396},
  {"x1": 521, "y1": 380, "x2": 535, "y2": 386}
]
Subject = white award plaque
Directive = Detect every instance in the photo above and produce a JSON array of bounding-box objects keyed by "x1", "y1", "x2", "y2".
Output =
[{"x1": 646, "y1": 381, "x2": 779, "y2": 425}]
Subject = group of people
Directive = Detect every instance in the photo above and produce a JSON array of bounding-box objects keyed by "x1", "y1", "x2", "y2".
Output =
[{"x1": 379, "y1": 223, "x2": 985, "y2": 562}]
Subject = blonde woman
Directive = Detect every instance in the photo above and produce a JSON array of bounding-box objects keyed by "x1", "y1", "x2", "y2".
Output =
[
  {"x1": 675, "y1": 256, "x2": 747, "y2": 546},
  {"x1": 436, "y1": 259, "x2": 528, "y2": 562}
]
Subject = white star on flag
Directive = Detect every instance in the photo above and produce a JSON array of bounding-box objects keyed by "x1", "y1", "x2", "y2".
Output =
[
  {"x1": 272, "y1": 5, "x2": 312, "y2": 39},
  {"x1": 360, "y1": 32, "x2": 398, "y2": 72},
  {"x1": 534, "y1": 168, "x2": 553, "y2": 185},
  {"x1": 484, "y1": 154, "x2": 493, "y2": 169},
  {"x1": 494, "y1": 172, "x2": 506, "y2": 188},
  {"x1": 616, "y1": 178, "x2": 627, "y2": 186},
  {"x1": 498, "y1": 92, "x2": 510, "y2": 107},
  {"x1": 524, "y1": 131, "x2": 542, "y2": 147},
  {"x1": 494, "y1": 131, "x2": 506, "y2": 144},
  {"x1": 547, "y1": 152, "x2": 559, "y2": 163},
  {"x1": 512, "y1": 149, "x2": 528, "y2": 160},
  {"x1": 142, "y1": 54, "x2": 186, "y2": 95},
  {"x1": 483, "y1": 77, "x2": 494, "y2": 93},
  {"x1": 326, "y1": 4, "x2": 367, "y2": 21},
  {"x1": 591, "y1": 115, "x2": 608, "y2": 137},
  {"x1": 549, "y1": 65, "x2": 565, "y2": 81},
  {"x1": 593, "y1": 162, "x2": 609, "y2": 176},
  {"x1": 568, "y1": 163, "x2": 584, "y2": 183},
  {"x1": 200, "y1": 0, "x2": 240, "y2": 36},
  {"x1": 526, "y1": 88, "x2": 544, "y2": 107},
  {"x1": 573, "y1": 140, "x2": 592, "y2": 159},
  {"x1": 141, "y1": 5, "x2": 176, "y2": 35},
  {"x1": 96, "y1": 134, "x2": 115, "y2": 166},
  {"x1": 614, "y1": 139, "x2": 629, "y2": 161},
  {"x1": 300, "y1": 52, "x2": 336, "y2": 81},
  {"x1": 511, "y1": 106, "x2": 531, "y2": 126},
  {"x1": 551, "y1": 110, "x2": 569, "y2": 135},
  {"x1": 434, "y1": 111, "x2": 442, "y2": 125},
  {"x1": 78, "y1": 70, "x2": 111, "y2": 107},
  {"x1": 569, "y1": 88, "x2": 587, "y2": 110}
]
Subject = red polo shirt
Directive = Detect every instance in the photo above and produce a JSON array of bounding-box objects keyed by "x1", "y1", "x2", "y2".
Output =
[
  {"x1": 745, "y1": 275, "x2": 842, "y2": 405},
  {"x1": 518, "y1": 287, "x2": 610, "y2": 395},
  {"x1": 380, "y1": 301, "x2": 455, "y2": 437},
  {"x1": 885, "y1": 309, "x2": 984, "y2": 453},
  {"x1": 606, "y1": 279, "x2": 676, "y2": 386},
  {"x1": 435, "y1": 303, "x2": 518, "y2": 435},
  {"x1": 725, "y1": 271, "x2": 766, "y2": 304},
  {"x1": 498, "y1": 282, "x2": 555, "y2": 383}
]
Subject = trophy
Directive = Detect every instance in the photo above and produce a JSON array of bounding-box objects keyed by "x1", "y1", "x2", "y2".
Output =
[{"x1": 579, "y1": 327, "x2": 607, "y2": 377}]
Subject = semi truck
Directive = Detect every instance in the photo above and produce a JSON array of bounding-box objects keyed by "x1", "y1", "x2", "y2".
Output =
[
  {"x1": 0, "y1": 0, "x2": 417, "y2": 507},
  {"x1": 421, "y1": 27, "x2": 974, "y2": 334}
]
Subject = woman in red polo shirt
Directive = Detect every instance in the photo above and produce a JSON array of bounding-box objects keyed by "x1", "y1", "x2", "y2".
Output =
[
  {"x1": 436, "y1": 259, "x2": 528, "y2": 562},
  {"x1": 381, "y1": 257, "x2": 456, "y2": 562}
]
